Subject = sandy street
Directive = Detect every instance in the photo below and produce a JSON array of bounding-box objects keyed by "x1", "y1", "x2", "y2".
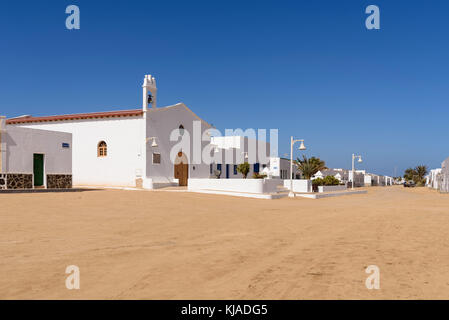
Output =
[{"x1": 1, "y1": 186, "x2": 449, "y2": 299}]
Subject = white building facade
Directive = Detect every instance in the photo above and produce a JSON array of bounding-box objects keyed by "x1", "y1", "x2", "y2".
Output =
[
  {"x1": 438, "y1": 158, "x2": 449, "y2": 193},
  {"x1": 7, "y1": 75, "x2": 280, "y2": 189},
  {"x1": 7, "y1": 75, "x2": 213, "y2": 189},
  {"x1": 0, "y1": 116, "x2": 72, "y2": 189}
]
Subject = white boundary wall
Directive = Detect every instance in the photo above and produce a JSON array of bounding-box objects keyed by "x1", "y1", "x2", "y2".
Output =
[
  {"x1": 318, "y1": 185, "x2": 347, "y2": 193},
  {"x1": 188, "y1": 178, "x2": 282, "y2": 194},
  {"x1": 283, "y1": 179, "x2": 312, "y2": 193}
]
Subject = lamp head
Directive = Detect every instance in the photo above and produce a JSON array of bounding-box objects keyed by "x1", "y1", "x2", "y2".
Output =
[
  {"x1": 358, "y1": 157, "x2": 363, "y2": 163},
  {"x1": 151, "y1": 139, "x2": 158, "y2": 147},
  {"x1": 299, "y1": 141, "x2": 306, "y2": 150}
]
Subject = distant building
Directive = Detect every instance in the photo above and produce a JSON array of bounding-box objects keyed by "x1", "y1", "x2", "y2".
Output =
[
  {"x1": 439, "y1": 157, "x2": 449, "y2": 193},
  {"x1": 267, "y1": 157, "x2": 298, "y2": 180},
  {"x1": 313, "y1": 169, "x2": 349, "y2": 184},
  {"x1": 209, "y1": 136, "x2": 271, "y2": 179},
  {"x1": 426, "y1": 168, "x2": 442, "y2": 190}
]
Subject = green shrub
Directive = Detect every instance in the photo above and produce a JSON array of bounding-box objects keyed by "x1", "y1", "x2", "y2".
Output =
[
  {"x1": 237, "y1": 162, "x2": 250, "y2": 179},
  {"x1": 312, "y1": 178, "x2": 324, "y2": 186},
  {"x1": 252, "y1": 172, "x2": 267, "y2": 179},
  {"x1": 323, "y1": 175, "x2": 340, "y2": 186}
]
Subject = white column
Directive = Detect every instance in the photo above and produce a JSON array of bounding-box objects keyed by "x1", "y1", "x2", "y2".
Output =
[
  {"x1": 288, "y1": 136, "x2": 294, "y2": 197},
  {"x1": 0, "y1": 116, "x2": 5, "y2": 174},
  {"x1": 142, "y1": 86, "x2": 148, "y2": 111}
]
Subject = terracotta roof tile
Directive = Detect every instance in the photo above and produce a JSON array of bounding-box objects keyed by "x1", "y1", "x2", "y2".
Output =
[{"x1": 6, "y1": 109, "x2": 143, "y2": 124}]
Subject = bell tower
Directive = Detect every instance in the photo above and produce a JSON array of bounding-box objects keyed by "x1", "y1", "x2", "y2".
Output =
[{"x1": 142, "y1": 74, "x2": 157, "y2": 110}]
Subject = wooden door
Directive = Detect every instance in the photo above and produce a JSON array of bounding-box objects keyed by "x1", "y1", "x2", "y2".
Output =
[
  {"x1": 174, "y1": 152, "x2": 188, "y2": 186},
  {"x1": 175, "y1": 163, "x2": 188, "y2": 186}
]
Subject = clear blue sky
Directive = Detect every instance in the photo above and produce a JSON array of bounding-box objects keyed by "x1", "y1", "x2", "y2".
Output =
[{"x1": 1, "y1": 0, "x2": 448, "y2": 176}]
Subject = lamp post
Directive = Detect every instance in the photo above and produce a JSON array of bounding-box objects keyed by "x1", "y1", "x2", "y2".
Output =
[
  {"x1": 351, "y1": 154, "x2": 363, "y2": 190},
  {"x1": 289, "y1": 137, "x2": 306, "y2": 198}
]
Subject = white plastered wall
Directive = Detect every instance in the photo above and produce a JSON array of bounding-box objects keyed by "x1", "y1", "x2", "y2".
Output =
[
  {"x1": 145, "y1": 103, "x2": 211, "y2": 184},
  {"x1": 12, "y1": 116, "x2": 144, "y2": 187},
  {"x1": 3, "y1": 126, "x2": 72, "y2": 175}
]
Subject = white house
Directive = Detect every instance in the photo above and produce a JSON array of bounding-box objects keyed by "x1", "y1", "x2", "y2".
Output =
[
  {"x1": 267, "y1": 157, "x2": 295, "y2": 180},
  {"x1": 438, "y1": 157, "x2": 449, "y2": 193},
  {"x1": 364, "y1": 173, "x2": 373, "y2": 186},
  {"x1": 426, "y1": 168, "x2": 442, "y2": 189},
  {"x1": 313, "y1": 169, "x2": 348, "y2": 183},
  {"x1": 209, "y1": 136, "x2": 271, "y2": 179},
  {"x1": 350, "y1": 170, "x2": 366, "y2": 187},
  {"x1": 0, "y1": 116, "x2": 72, "y2": 189}
]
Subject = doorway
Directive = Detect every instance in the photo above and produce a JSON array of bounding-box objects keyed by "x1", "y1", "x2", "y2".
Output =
[
  {"x1": 33, "y1": 153, "x2": 44, "y2": 187},
  {"x1": 174, "y1": 152, "x2": 188, "y2": 186}
]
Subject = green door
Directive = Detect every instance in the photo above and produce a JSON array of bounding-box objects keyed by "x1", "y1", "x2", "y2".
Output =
[{"x1": 33, "y1": 154, "x2": 44, "y2": 187}]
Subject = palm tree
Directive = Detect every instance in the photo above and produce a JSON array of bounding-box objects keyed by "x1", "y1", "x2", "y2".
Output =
[
  {"x1": 309, "y1": 157, "x2": 327, "y2": 172},
  {"x1": 295, "y1": 156, "x2": 327, "y2": 179},
  {"x1": 415, "y1": 165, "x2": 428, "y2": 183},
  {"x1": 404, "y1": 168, "x2": 417, "y2": 181},
  {"x1": 404, "y1": 166, "x2": 428, "y2": 185}
]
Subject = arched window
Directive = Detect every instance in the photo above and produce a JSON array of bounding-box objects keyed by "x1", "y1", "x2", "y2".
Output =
[
  {"x1": 97, "y1": 141, "x2": 107, "y2": 157},
  {"x1": 179, "y1": 125, "x2": 185, "y2": 136}
]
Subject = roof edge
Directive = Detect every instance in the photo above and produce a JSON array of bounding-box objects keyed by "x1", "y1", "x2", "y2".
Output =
[{"x1": 6, "y1": 109, "x2": 143, "y2": 124}]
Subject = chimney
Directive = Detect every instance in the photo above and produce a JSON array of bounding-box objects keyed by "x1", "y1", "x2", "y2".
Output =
[{"x1": 142, "y1": 75, "x2": 157, "y2": 111}]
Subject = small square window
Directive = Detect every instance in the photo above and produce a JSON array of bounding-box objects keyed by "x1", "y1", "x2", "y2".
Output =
[{"x1": 153, "y1": 153, "x2": 161, "y2": 164}]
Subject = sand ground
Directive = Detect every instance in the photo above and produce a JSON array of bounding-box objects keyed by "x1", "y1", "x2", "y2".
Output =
[{"x1": 1, "y1": 186, "x2": 449, "y2": 299}]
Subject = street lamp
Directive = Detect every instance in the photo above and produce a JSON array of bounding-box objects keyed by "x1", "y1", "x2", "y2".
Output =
[
  {"x1": 146, "y1": 137, "x2": 158, "y2": 147},
  {"x1": 289, "y1": 137, "x2": 306, "y2": 198},
  {"x1": 351, "y1": 154, "x2": 363, "y2": 190}
]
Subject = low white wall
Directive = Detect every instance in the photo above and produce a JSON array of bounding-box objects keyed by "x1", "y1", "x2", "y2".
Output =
[
  {"x1": 188, "y1": 178, "x2": 282, "y2": 194},
  {"x1": 318, "y1": 185, "x2": 347, "y2": 193},
  {"x1": 283, "y1": 179, "x2": 312, "y2": 193}
]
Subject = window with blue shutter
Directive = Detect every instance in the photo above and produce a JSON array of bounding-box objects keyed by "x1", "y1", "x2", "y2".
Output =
[{"x1": 254, "y1": 163, "x2": 260, "y2": 173}]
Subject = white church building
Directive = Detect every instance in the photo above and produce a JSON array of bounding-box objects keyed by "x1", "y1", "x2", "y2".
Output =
[
  {"x1": 6, "y1": 75, "x2": 216, "y2": 189},
  {"x1": 6, "y1": 75, "x2": 273, "y2": 189}
]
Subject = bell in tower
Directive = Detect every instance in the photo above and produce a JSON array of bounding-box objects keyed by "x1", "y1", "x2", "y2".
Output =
[{"x1": 142, "y1": 75, "x2": 157, "y2": 110}]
